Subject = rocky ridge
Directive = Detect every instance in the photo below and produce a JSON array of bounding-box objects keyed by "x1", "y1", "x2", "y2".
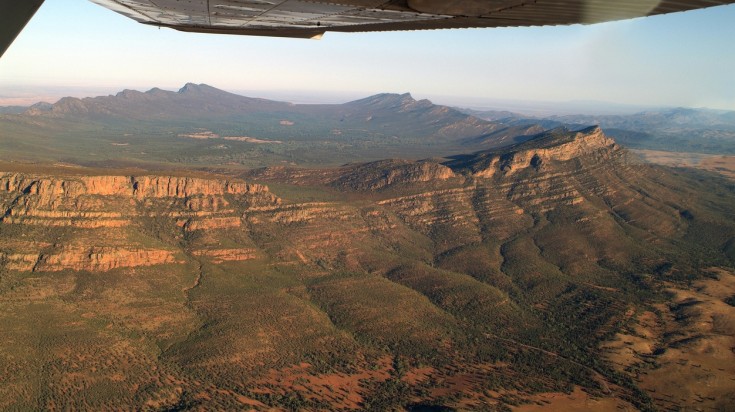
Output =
[
  {"x1": 0, "y1": 128, "x2": 700, "y2": 275},
  {"x1": 0, "y1": 173, "x2": 278, "y2": 272},
  {"x1": 446, "y1": 125, "x2": 617, "y2": 177},
  {"x1": 22, "y1": 83, "x2": 292, "y2": 118},
  {"x1": 331, "y1": 159, "x2": 457, "y2": 191},
  {"x1": 245, "y1": 127, "x2": 682, "y2": 259}
]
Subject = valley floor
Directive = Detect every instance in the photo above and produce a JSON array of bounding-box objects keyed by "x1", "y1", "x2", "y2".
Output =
[{"x1": 633, "y1": 150, "x2": 735, "y2": 181}]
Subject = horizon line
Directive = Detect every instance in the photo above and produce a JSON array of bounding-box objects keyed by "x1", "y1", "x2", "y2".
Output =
[{"x1": 1, "y1": 82, "x2": 733, "y2": 115}]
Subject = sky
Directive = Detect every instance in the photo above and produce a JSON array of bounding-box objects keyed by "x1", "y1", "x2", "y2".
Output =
[{"x1": 0, "y1": 0, "x2": 734, "y2": 112}]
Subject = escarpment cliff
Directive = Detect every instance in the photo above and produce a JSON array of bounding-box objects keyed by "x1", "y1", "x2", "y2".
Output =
[
  {"x1": 0, "y1": 173, "x2": 278, "y2": 227},
  {"x1": 1, "y1": 174, "x2": 271, "y2": 202},
  {"x1": 0, "y1": 173, "x2": 278, "y2": 272}
]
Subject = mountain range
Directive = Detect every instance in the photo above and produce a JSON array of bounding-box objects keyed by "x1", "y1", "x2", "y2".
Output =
[
  {"x1": 1, "y1": 88, "x2": 735, "y2": 411},
  {"x1": 19, "y1": 83, "x2": 540, "y2": 144},
  {"x1": 3, "y1": 83, "x2": 735, "y2": 170},
  {"x1": 1, "y1": 125, "x2": 734, "y2": 410},
  {"x1": 2, "y1": 84, "x2": 565, "y2": 168},
  {"x1": 463, "y1": 105, "x2": 735, "y2": 155}
]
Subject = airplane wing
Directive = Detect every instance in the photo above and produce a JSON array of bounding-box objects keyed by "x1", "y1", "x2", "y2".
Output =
[
  {"x1": 2, "y1": 0, "x2": 734, "y2": 58},
  {"x1": 0, "y1": 0, "x2": 45, "y2": 57},
  {"x1": 86, "y1": 0, "x2": 735, "y2": 38}
]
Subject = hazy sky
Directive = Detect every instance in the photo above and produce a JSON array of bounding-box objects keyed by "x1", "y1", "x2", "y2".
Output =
[{"x1": 0, "y1": 0, "x2": 734, "y2": 110}]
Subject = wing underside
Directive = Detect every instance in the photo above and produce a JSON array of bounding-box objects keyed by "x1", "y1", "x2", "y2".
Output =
[
  {"x1": 0, "y1": 0, "x2": 46, "y2": 56},
  {"x1": 1, "y1": 0, "x2": 734, "y2": 59},
  {"x1": 88, "y1": 0, "x2": 735, "y2": 38}
]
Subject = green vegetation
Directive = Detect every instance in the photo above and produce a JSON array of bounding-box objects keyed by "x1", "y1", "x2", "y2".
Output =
[{"x1": 0, "y1": 121, "x2": 734, "y2": 410}]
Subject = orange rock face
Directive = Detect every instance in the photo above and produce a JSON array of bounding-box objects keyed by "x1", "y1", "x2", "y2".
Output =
[
  {"x1": 0, "y1": 172, "x2": 280, "y2": 272},
  {"x1": 0, "y1": 247, "x2": 179, "y2": 272},
  {"x1": 0, "y1": 172, "x2": 279, "y2": 229},
  {"x1": 191, "y1": 249, "x2": 256, "y2": 263},
  {"x1": 0, "y1": 173, "x2": 272, "y2": 201},
  {"x1": 131, "y1": 176, "x2": 269, "y2": 198},
  {"x1": 35, "y1": 247, "x2": 180, "y2": 272}
]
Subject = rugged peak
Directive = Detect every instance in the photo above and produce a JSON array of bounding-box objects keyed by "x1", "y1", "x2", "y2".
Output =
[
  {"x1": 508, "y1": 125, "x2": 608, "y2": 152},
  {"x1": 46, "y1": 96, "x2": 89, "y2": 115},
  {"x1": 24, "y1": 101, "x2": 53, "y2": 115},
  {"x1": 145, "y1": 87, "x2": 169, "y2": 96},
  {"x1": 581, "y1": 124, "x2": 602, "y2": 134},
  {"x1": 178, "y1": 83, "x2": 211, "y2": 94},
  {"x1": 398, "y1": 92, "x2": 414, "y2": 101},
  {"x1": 178, "y1": 83, "x2": 200, "y2": 93},
  {"x1": 115, "y1": 89, "x2": 144, "y2": 99},
  {"x1": 378, "y1": 92, "x2": 414, "y2": 101},
  {"x1": 29, "y1": 101, "x2": 53, "y2": 110},
  {"x1": 24, "y1": 98, "x2": 87, "y2": 116},
  {"x1": 176, "y1": 83, "x2": 240, "y2": 99},
  {"x1": 346, "y1": 92, "x2": 417, "y2": 107}
]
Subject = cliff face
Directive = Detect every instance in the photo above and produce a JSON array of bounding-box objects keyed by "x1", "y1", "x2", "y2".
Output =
[
  {"x1": 0, "y1": 173, "x2": 278, "y2": 272},
  {"x1": 0, "y1": 173, "x2": 277, "y2": 226},
  {"x1": 131, "y1": 176, "x2": 268, "y2": 198},
  {"x1": 1, "y1": 174, "x2": 270, "y2": 201},
  {"x1": 35, "y1": 247, "x2": 180, "y2": 272},
  {"x1": 0, "y1": 245, "x2": 181, "y2": 272}
]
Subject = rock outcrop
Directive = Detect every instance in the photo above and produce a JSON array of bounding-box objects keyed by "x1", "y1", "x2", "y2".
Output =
[
  {"x1": 0, "y1": 174, "x2": 270, "y2": 201},
  {"x1": 35, "y1": 247, "x2": 180, "y2": 272},
  {"x1": 0, "y1": 247, "x2": 179, "y2": 272},
  {"x1": 192, "y1": 249, "x2": 256, "y2": 263},
  {"x1": 0, "y1": 172, "x2": 279, "y2": 272},
  {"x1": 0, "y1": 173, "x2": 279, "y2": 229}
]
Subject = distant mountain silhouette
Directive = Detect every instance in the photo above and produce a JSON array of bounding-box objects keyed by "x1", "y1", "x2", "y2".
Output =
[
  {"x1": 462, "y1": 105, "x2": 735, "y2": 154},
  {"x1": 24, "y1": 83, "x2": 292, "y2": 119},
  {"x1": 17, "y1": 84, "x2": 541, "y2": 147},
  {"x1": 7, "y1": 83, "x2": 733, "y2": 168}
]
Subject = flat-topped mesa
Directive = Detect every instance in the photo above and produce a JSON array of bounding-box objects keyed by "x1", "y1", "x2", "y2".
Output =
[{"x1": 447, "y1": 126, "x2": 618, "y2": 178}]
